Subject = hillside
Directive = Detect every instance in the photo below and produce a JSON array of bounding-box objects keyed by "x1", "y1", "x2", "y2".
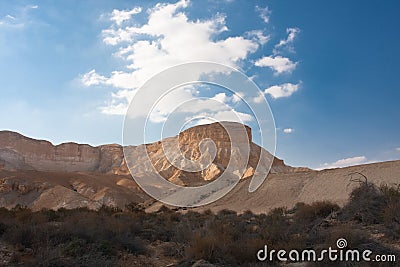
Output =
[{"x1": 0, "y1": 122, "x2": 399, "y2": 211}]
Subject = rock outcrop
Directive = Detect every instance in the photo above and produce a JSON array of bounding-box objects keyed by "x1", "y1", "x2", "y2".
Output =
[
  {"x1": 0, "y1": 122, "x2": 304, "y2": 210},
  {"x1": 0, "y1": 131, "x2": 127, "y2": 174},
  {"x1": 0, "y1": 122, "x2": 399, "y2": 212},
  {"x1": 0, "y1": 122, "x2": 296, "y2": 185}
]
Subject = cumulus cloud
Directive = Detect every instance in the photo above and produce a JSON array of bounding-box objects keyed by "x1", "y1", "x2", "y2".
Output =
[
  {"x1": 252, "y1": 92, "x2": 265, "y2": 104},
  {"x1": 81, "y1": 0, "x2": 302, "y2": 125},
  {"x1": 283, "y1": 128, "x2": 293, "y2": 134},
  {"x1": 152, "y1": 90, "x2": 252, "y2": 124},
  {"x1": 254, "y1": 56, "x2": 297, "y2": 74},
  {"x1": 255, "y1": 6, "x2": 271, "y2": 23},
  {"x1": 81, "y1": 70, "x2": 107, "y2": 86},
  {"x1": 245, "y1": 30, "x2": 270, "y2": 45},
  {"x1": 274, "y1": 27, "x2": 300, "y2": 54},
  {"x1": 82, "y1": 0, "x2": 262, "y2": 119},
  {"x1": 265, "y1": 83, "x2": 300, "y2": 98},
  {"x1": 253, "y1": 82, "x2": 300, "y2": 101},
  {"x1": 321, "y1": 156, "x2": 368, "y2": 169},
  {"x1": 110, "y1": 7, "x2": 142, "y2": 25}
]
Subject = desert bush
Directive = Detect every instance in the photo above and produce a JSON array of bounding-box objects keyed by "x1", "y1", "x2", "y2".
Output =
[
  {"x1": 0, "y1": 222, "x2": 7, "y2": 236},
  {"x1": 186, "y1": 232, "x2": 233, "y2": 264},
  {"x1": 290, "y1": 201, "x2": 340, "y2": 244},
  {"x1": 162, "y1": 242, "x2": 185, "y2": 258},
  {"x1": 0, "y1": 207, "x2": 11, "y2": 218},
  {"x1": 379, "y1": 184, "x2": 400, "y2": 239},
  {"x1": 295, "y1": 201, "x2": 340, "y2": 223},
  {"x1": 227, "y1": 237, "x2": 266, "y2": 264},
  {"x1": 117, "y1": 235, "x2": 146, "y2": 255},
  {"x1": 380, "y1": 184, "x2": 400, "y2": 200},
  {"x1": 39, "y1": 208, "x2": 59, "y2": 222},
  {"x1": 125, "y1": 201, "x2": 145, "y2": 213},
  {"x1": 328, "y1": 224, "x2": 369, "y2": 250},
  {"x1": 383, "y1": 201, "x2": 400, "y2": 240},
  {"x1": 2, "y1": 223, "x2": 36, "y2": 248},
  {"x1": 341, "y1": 182, "x2": 387, "y2": 224},
  {"x1": 257, "y1": 207, "x2": 289, "y2": 246},
  {"x1": 1, "y1": 184, "x2": 399, "y2": 266},
  {"x1": 64, "y1": 238, "x2": 88, "y2": 257},
  {"x1": 97, "y1": 204, "x2": 122, "y2": 215}
]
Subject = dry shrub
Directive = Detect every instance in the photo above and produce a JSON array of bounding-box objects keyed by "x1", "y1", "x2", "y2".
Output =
[
  {"x1": 341, "y1": 182, "x2": 387, "y2": 224},
  {"x1": 186, "y1": 233, "x2": 220, "y2": 262},
  {"x1": 381, "y1": 184, "x2": 400, "y2": 239},
  {"x1": 295, "y1": 201, "x2": 340, "y2": 222}
]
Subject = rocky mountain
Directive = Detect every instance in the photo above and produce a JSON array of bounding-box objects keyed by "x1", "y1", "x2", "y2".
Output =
[
  {"x1": 0, "y1": 122, "x2": 398, "y2": 212},
  {"x1": 0, "y1": 122, "x2": 297, "y2": 210},
  {"x1": 0, "y1": 122, "x2": 297, "y2": 184},
  {"x1": 0, "y1": 131, "x2": 128, "y2": 175}
]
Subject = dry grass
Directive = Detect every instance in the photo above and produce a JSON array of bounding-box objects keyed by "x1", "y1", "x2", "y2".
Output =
[{"x1": 0, "y1": 182, "x2": 399, "y2": 266}]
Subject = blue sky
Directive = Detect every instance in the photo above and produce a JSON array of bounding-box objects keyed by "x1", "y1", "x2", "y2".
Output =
[{"x1": 0, "y1": 0, "x2": 399, "y2": 169}]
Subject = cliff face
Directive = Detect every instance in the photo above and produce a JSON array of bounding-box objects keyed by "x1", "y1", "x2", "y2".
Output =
[
  {"x1": 0, "y1": 131, "x2": 126, "y2": 174},
  {"x1": 1, "y1": 123, "x2": 399, "y2": 212},
  {"x1": 0, "y1": 122, "x2": 295, "y2": 184}
]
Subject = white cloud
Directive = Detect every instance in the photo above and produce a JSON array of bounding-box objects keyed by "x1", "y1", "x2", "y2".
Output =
[
  {"x1": 246, "y1": 30, "x2": 270, "y2": 45},
  {"x1": 252, "y1": 92, "x2": 265, "y2": 104},
  {"x1": 263, "y1": 83, "x2": 300, "y2": 99},
  {"x1": 185, "y1": 110, "x2": 252, "y2": 127},
  {"x1": 321, "y1": 156, "x2": 368, "y2": 169},
  {"x1": 252, "y1": 82, "x2": 300, "y2": 102},
  {"x1": 83, "y1": 0, "x2": 261, "y2": 117},
  {"x1": 81, "y1": 70, "x2": 107, "y2": 86},
  {"x1": 5, "y1": 15, "x2": 15, "y2": 20},
  {"x1": 396, "y1": 147, "x2": 400, "y2": 152},
  {"x1": 232, "y1": 92, "x2": 244, "y2": 103},
  {"x1": 255, "y1": 6, "x2": 271, "y2": 23},
  {"x1": 110, "y1": 7, "x2": 142, "y2": 25},
  {"x1": 274, "y1": 27, "x2": 300, "y2": 54},
  {"x1": 151, "y1": 90, "x2": 252, "y2": 124},
  {"x1": 0, "y1": 15, "x2": 20, "y2": 27},
  {"x1": 283, "y1": 128, "x2": 293, "y2": 134},
  {"x1": 0, "y1": 5, "x2": 39, "y2": 28},
  {"x1": 254, "y1": 56, "x2": 297, "y2": 74}
]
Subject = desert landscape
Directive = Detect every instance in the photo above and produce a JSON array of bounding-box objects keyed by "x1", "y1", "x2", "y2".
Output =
[
  {"x1": 0, "y1": 122, "x2": 399, "y2": 213},
  {"x1": 1, "y1": 0, "x2": 399, "y2": 266},
  {"x1": 0, "y1": 123, "x2": 399, "y2": 266}
]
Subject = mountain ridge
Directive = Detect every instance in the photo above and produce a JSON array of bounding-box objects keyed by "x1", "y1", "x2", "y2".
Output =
[
  {"x1": 1, "y1": 122, "x2": 398, "y2": 212},
  {"x1": 0, "y1": 122, "x2": 300, "y2": 181}
]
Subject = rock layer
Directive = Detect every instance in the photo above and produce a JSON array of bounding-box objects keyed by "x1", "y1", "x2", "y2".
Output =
[
  {"x1": 0, "y1": 122, "x2": 296, "y2": 185},
  {"x1": 0, "y1": 131, "x2": 127, "y2": 174}
]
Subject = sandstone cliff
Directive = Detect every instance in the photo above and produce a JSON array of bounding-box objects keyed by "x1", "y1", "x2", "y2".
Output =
[
  {"x1": 0, "y1": 131, "x2": 127, "y2": 174},
  {"x1": 0, "y1": 122, "x2": 297, "y2": 185},
  {"x1": 0, "y1": 122, "x2": 300, "y2": 210},
  {"x1": 0, "y1": 123, "x2": 399, "y2": 211}
]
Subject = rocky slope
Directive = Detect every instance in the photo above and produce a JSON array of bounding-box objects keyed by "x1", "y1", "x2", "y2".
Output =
[
  {"x1": 0, "y1": 122, "x2": 398, "y2": 212},
  {"x1": 0, "y1": 131, "x2": 128, "y2": 175},
  {"x1": 0, "y1": 122, "x2": 297, "y2": 184},
  {"x1": 0, "y1": 122, "x2": 297, "y2": 210}
]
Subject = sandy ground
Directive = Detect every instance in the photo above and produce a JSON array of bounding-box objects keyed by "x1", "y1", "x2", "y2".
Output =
[
  {"x1": 1, "y1": 160, "x2": 399, "y2": 213},
  {"x1": 147, "y1": 160, "x2": 400, "y2": 214}
]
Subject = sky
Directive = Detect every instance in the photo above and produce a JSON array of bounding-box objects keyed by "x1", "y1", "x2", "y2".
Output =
[{"x1": 0, "y1": 0, "x2": 399, "y2": 169}]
